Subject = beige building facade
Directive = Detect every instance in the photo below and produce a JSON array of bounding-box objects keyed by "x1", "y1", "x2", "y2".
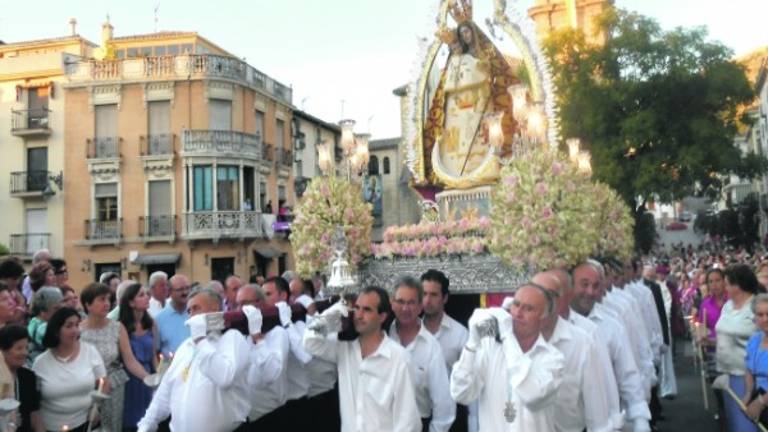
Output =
[
  {"x1": 0, "y1": 35, "x2": 95, "y2": 262},
  {"x1": 528, "y1": 0, "x2": 613, "y2": 44},
  {"x1": 291, "y1": 110, "x2": 340, "y2": 197},
  {"x1": 62, "y1": 23, "x2": 297, "y2": 288}
]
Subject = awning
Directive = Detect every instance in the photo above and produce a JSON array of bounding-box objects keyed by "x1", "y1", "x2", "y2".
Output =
[
  {"x1": 254, "y1": 246, "x2": 282, "y2": 259},
  {"x1": 133, "y1": 253, "x2": 181, "y2": 266}
]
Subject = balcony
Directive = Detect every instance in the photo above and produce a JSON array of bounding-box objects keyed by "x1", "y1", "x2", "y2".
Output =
[
  {"x1": 140, "y1": 134, "x2": 175, "y2": 156},
  {"x1": 87, "y1": 137, "x2": 121, "y2": 159},
  {"x1": 84, "y1": 219, "x2": 123, "y2": 245},
  {"x1": 139, "y1": 215, "x2": 176, "y2": 242},
  {"x1": 10, "y1": 171, "x2": 50, "y2": 197},
  {"x1": 183, "y1": 211, "x2": 264, "y2": 240},
  {"x1": 9, "y1": 233, "x2": 50, "y2": 258},
  {"x1": 11, "y1": 108, "x2": 51, "y2": 138},
  {"x1": 277, "y1": 147, "x2": 293, "y2": 167},
  {"x1": 66, "y1": 54, "x2": 293, "y2": 104},
  {"x1": 182, "y1": 130, "x2": 261, "y2": 159}
]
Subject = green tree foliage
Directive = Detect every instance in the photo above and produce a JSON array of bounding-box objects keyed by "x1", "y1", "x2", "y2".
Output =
[{"x1": 544, "y1": 9, "x2": 767, "y2": 208}]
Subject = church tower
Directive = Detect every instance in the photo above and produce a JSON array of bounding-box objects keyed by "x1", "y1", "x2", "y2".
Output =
[{"x1": 528, "y1": 0, "x2": 614, "y2": 44}]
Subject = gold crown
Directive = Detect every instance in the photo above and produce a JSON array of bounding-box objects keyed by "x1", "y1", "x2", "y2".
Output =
[
  {"x1": 436, "y1": 26, "x2": 457, "y2": 44},
  {"x1": 449, "y1": 0, "x2": 473, "y2": 24}
]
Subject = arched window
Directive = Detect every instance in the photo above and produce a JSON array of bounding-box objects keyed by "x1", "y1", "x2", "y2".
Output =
[
  {"x1": 368, "y1": 155, "x2": 379, "y2": 175},
  {"x1": 383, "y1": 157, "x2": 391, "y2": 175}
]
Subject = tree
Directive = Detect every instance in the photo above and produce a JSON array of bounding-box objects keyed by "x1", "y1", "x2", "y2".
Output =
[{"x1": 544, "y1": 9, "x2": 767, "y2": 216}]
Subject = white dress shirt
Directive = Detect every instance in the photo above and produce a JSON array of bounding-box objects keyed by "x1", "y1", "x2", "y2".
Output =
[
  {"x1": 303, "y1": 315, "x2": 339, "y2": 398},
  {"x1": 285, "y1": 321, "x2": 312, "y2": 401},
  {"x1": 450, "y1": 313, "x2": 564, "y2": 432},
  {"x1": 586, "y1": 305, "x2": 651, "y2": 429},
  {"x1": 613, "y1": 286, "x2": 658, "y2": 389},
  {"x1": 248, "y1": 326, "x2": 290, "y2": 420},
  {"x1": 304, "y1": 329, "x2": 421, "y2": 432},
  {"x1": 390, "y1": 322, "x2": 456, "y2": 432},
  {"x1": 547, "y1": 317, "x2": 616, "y2": 432},
  {"x1": 430, "y1": 313, "x2": 469, "y2": 373},
  {"x1": 148, "y1": 296, "x2": 165, "y2": 318},
  {"x1": 138, "y1": 330, "x2": 251, "y2": 432},
  {"x1": 628, "y1": 279, "x2": 664, "y2": 364}
]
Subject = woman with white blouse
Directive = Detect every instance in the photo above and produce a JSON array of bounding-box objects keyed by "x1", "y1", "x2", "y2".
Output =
[
  {"x1": 32, "y1": 307, "x2": 107, "y2": 432},
  {"x1": 716, "y1": 264, "x2": 761, "y2": 432}
]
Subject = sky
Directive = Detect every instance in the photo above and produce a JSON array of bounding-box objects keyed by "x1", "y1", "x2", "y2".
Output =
[{"x1": 2, "y1": 0, "x2": 767, "y2": 139}]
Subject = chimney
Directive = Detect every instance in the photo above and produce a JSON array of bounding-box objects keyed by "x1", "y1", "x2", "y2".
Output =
[
  {"x1": 101, "y1": 16, "x2": 114, "y2": 44},
  {"x1": 69, "y1": 18, "x2": 77, "y2": 36}
]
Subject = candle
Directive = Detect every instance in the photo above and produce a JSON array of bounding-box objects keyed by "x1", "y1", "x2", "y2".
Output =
[
  {"x1": 157, "y1": 353, "x2": 166, "y2": 374},
  {"x1": 61, "y1": 425, "x2": 69, "y2": 432},
  {"x1": 98, "y1": 377, "x2": 106, "y2": 394}
]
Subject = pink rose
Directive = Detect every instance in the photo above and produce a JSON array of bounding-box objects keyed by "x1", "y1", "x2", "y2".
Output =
[
  {"x1": 541, "y1": 206, "x2": 553, "y2": 219},
  {"x1": 534, "y1": 182, "x2": 549, "y2": 196},
  {"x1": 551, "y1": 162, "x2": 563, "y2": 175},
  {"x1": 503, "y1": 175, "x2": 519, "y2": 187},
  {"x1": 521, "y1": 216, "x2": 533, "y2": 230},
  {"x1": 530, "y1": 235, "x2": 541, "y2": 246},
  {"x1": 319, "y1": 184, "x2": 330, "y2": 198},
  {"x1": 506, "y1": 191, "x2": 516, "y2": 203}
]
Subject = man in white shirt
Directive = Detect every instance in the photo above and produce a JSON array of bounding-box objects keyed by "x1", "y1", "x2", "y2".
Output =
[
  {"x1": 571, "y1": 262, "x2": 652, "y2": 432},
  {"x1": 421, "y1": 269, "x2": 475, "y2": 432},
  {"x1": 138, "y1": 287, "x2": 251, "y2": 432},
  {"x1": 148, "y1": 271, "x2": 168, "y2": 318},
  {"x1": 303, "y1": 286, "x2": 421, "y2": 432},
  {"x1": 531, "y1": 271, "x2": 618, "y2": 432},
  {"x1": 390, "y1": 276, "x2": 455, "y2": 432},
  {"x1": 224, "y1": 275, "x2": 243, "y2": 312},
  {"x1": 235, "y1": 283, "x2": 291, "y2": 430},
  {"x1": 450, "y1": 283, "x2": 564, "y2": 432}
]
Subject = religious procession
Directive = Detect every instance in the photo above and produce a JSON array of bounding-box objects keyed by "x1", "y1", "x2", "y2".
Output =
[{"x1": 1, "y1": 0, "x2": 768, "y2": 431}]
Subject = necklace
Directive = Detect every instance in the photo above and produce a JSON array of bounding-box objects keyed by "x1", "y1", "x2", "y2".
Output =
[{"x1": 53, "y1": 345, "x2": 77, "y2": 363}]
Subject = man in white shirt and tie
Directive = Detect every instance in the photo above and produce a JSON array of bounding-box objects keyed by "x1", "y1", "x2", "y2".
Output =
[
  {"x1": 450, "y1": 283, "x2": 564, "y2": 432},
  {"x1": 303, "y1": 286, "x2": 421, "y2": 432},
  {"x1": 138, "y1": 287, "x2": 251, "y2": 432},
  {"x1": 532, "y1": 271, "x2": 619, "y2": 432},
  {"x1": 390, "y1": 276, "x2": 456, "y2": 432}
]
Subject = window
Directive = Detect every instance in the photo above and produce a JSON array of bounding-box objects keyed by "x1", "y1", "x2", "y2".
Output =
[
  {"x1": 255, "y1": 110, "x2": 265, "y2": 140},
  {"x1": 95, "y1": 104, "x2": 118, "y2": 158},
  {"x1": 260, "y1": 181, "x2": 268, "y2": 212},
  {"x1": 27, "y1": 147, "x2": 48, "y2": 192},
  {"x1": 148, "y1": 101, "x2": 171, "y2": 154},
  {"x1": 296, "y1": 159, "x2": 303, "y2": 177},
  {"x1": 148, "y1": 180, "x2": 172, "y2": 236},
  {"x1": 276, "y1": 119, "x2": 285, "y2": 149},
  {"x1": 95, "y1": 183, "x2": 118, "y2": 221},
  {"x1": 181, "y1": 44, "x2": 193, "y2": 54},
  {"x1": 193, "y1": 166, "x2": 213, "y2": 211},
  {"x1": 167, "y1": 45, "x2": 179, "y2": 55},
  {"x1": 278, "y1": 184, "x2": 286, "y2": 202},
  {"x1": 154, "y1": 46, "x2": 166, "y2": 56},
  {"x1": 209, "y1": 99, "x2": 232, "y2": 131},
  {"x1": 116, "y1": 49, "x2": 125, "y2": 59},
  {"x1": 217, "y1": 166, "x2": 239, "y2": 210},
  {"x1": 368, "y1": 155, "x2": 379, "y2": 176},
  {"x1": 243, "y1": 167, "x2": 255, "y2": 211},
  {"x1": 383, "y1": 157, "x2": 391, "y2": 175},
  {"x1": 127, "y1": 48, "x2": 138, "y2": 58},
  {"x1": 140, "y1": 47, "x2": 152, "y2": 57},
  {"x1": 28, "y1": 87, "x2": 49, "y2": 129}
]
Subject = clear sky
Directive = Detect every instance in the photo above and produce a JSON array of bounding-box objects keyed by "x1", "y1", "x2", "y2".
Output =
[{"x1": 2, "y1": 0, "x2": 766, "y2": 139}]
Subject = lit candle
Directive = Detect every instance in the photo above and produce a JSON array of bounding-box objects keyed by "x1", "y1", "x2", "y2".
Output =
[
  {"x1": 98, "y1": 377, "x2": 106, "y2": 394},
  {"x1": 157, "y1": 353, "x2": 165, "y2": 374},
  {"x1": 485, "y1": 112, "x2": 504, "y2": 149},
  {"x1": 61, "y1": 425, "x2": 69, "y2": 432},
  {"x1": 577, "y1": 151, "x2": 592, "y2": 176}
]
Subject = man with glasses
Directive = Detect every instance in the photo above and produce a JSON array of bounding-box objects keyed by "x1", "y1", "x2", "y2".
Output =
[
  {"x1": 156, "y1": 274, "x2": 191, "y2": 357},
  {"x1": 390, "y1": 276, "x2": 455, "y2": 432}
]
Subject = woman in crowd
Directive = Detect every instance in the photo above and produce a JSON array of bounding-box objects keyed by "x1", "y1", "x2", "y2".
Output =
[
  {"x1": 680, "y1": 272, "x2": 698, "y2": 319},
  {"x1": 743, "y1": 294, "x2": 768, "y2": 425},
  {"x1": 0, "y1": 282, "x2": 17, "y2": 400},
  {"x1": 0, "y1": 259, "x2": 28, "y2": 324},
  {"x1": 27, "y1": 287, "x2": 64, "y2": 364},
  {"x1": 28, "y1": 262, "x2": 57, "y2": 295},
  {"x1": 79, "y1": 283, "x2": 150, "y2": 432},
  {"x1": 117, "y1": 283, "x2": 157, "y2": 431},
  {"x1": 98, "y1": 272, "x2": 121, "y2": 309},
  {"x1": 0, "y1": 324, "x2": 44, "y2": 432},
  {"x1": 716, "y1": 264, "x2": 761, "y2": 431},
  {"x1": 756, "y1": 261, "x2": 768, "y2": 290},
  {"x1": 32, "y1": 307, "x2": 107, "y2": 432},
  {"x1": 49, "y1": 259, "x2": 68, "y2": 289},
  {"x1": 58, "y1": 285, "x2": 82, "y2": 315}
]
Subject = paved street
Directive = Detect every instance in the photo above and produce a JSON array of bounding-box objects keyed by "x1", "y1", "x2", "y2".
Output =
[{"x1": 661, "y1": 343, "x2": 719, "y2": 432}]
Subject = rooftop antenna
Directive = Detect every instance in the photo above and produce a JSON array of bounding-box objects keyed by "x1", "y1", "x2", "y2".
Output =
[{"x1": 154, "y1": 1, "x2": 160, "y2": 33}]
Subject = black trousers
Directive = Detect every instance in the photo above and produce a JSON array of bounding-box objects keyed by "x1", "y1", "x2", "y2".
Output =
[
  {"x1": 308, "y1": 387, "x2": 341, "y2": 431},
  {"x1": 422, "y1": 416, "x2": 433, "y2": 432},
  {"x1": 241, "y1": 402, "x2": 290, "y2": 431},
  {"x1": 449, "y1": 403, "x2": 469, "y2": 432}
]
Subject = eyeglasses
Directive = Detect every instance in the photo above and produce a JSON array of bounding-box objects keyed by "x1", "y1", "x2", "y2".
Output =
[
  {"x1": 393, "y1": 299, "x2": 420, "y2": 308},
  {"x1": 55, "y1": 269, "x2": 68, "y2": 275},
  {"x1": 171, "y1": 286, "x2": 190, "y2": 293}
]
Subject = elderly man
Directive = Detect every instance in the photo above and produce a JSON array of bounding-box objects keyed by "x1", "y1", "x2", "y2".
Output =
[
  {"x1": 451, "y1": 283, "x2": 564, "y2": 431},
  {"x1": 571, "y1": 262, "x2": 652, "y2": 432},
  {"x1": 147, "y1": 271, "x2": 169, "y2": 317},
  {"x1": 138, "y1": 287, "x2": 251, "y2": 432},
  {"x1": 304, "y1": 286, "x2": 421, "y2": 432},
  {"x1": 22, "y1": 248, "x2": 51, "y2": 302},
  {"x1": 390, "y1": 276, "x2": 455, "y2": 432},
  {"x1": 224, "y1": 275, "x2": 243, "y2": 311},
  {"x1": 235, "y1": 284, "x2": 291, "y2": 430},
  {"x1": 531, "y1": 271, "x2": 619, "y2": 432},
  {"x1": 156, "y1": 274, "x2": 191, "y2": 356}
]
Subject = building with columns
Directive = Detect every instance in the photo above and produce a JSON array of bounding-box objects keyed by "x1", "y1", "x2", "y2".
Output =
[
  {"x1": 0, "y1": 30, "x2": 94, "y2": 263},
  {"x1": 61, "y1": 21, "x2": 297, "y2": 288}
]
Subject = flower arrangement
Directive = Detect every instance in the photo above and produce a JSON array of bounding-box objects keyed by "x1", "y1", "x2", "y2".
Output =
[
  {"x1": 488, "y1": 150, "x2": 598, "y2": 271},
  {"x1": 586, "y1": 181, "x2": 635, "y2": 261},
  {"x1": 373, "y1": 210, "x2": 491, "y2": 259},
  {"x1": 290, "y1": 176, "x2": 373, "y2": 278}
]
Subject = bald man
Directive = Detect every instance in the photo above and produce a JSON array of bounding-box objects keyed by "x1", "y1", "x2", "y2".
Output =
[
  {"x1": 531, "y1": 271, "x2": 620, "y2": 432},
  {"x1": 451, "y1": 284, "x2": 563, "y2": 431}
]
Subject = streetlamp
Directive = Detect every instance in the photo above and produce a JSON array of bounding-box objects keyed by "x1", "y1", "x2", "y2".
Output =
[{"x1": 318, "y1": 119, "x2": 370, "y2": 180}]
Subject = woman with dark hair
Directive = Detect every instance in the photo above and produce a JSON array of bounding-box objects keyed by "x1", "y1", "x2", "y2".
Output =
[
  {"x1": 79, "y1": 283, "x2": 150, "y2": 432},
  {"x1": 32, "y1": 307, "x2": 106, "y2": 432},
  {"x1": 28, "y1": 262, "x2": 56, "y2": 293},
  {"x1": 716, "y1": 264, "x2": 761, "y2": 431},
  {"x1": 0, "y1": 324, "x2": 44, "y2": 431},
  {"x1": 0, "y1": 258, "x2": 28, "y2": 323},
  {"x1": 117, "y1": 283, "x2": 157, "y2": 431}
]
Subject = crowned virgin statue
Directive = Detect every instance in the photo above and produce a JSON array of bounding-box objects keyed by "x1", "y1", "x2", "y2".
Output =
[{"x1": 422, "y1": 0, "x2": 520, "y2": 189}]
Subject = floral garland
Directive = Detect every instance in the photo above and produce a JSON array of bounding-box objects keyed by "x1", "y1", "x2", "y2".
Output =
[
  {"x1": 488, "y1": 150, "x2": 597, "y2": 271},
  {"x1": 373, "y1": 213, "x2": 491, "y2": 259},
  {"x1": 586, "y1": 181, "x2": 636, "y2": 261},
  {"x1": 290, "y1": 176, "x2": 373, "y2": 278}
]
